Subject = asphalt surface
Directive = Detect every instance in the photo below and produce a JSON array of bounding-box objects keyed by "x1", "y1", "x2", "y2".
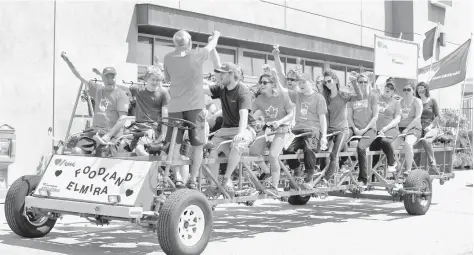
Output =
[{"x1": 0, "y1": 171, "x2": 472, "y2": 255}]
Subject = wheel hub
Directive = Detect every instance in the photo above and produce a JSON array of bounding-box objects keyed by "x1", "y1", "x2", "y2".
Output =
[{"x1": 178, "y1": 205, "x2": 205, "y2": 247}]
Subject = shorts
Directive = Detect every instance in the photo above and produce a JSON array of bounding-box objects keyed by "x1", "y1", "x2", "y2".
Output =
[
  {"x1": 165, "y1": 109, "x2": 206, "y2": 146},
  {"x1": 249, "y1": 125, "x2": 290, "y2": 155},
  {"x1": 399, "y1": 127, "x2": 422, "y2": 140},
  {"x1": 211, "y1": 127, "x2": 256, "y2": 155}
]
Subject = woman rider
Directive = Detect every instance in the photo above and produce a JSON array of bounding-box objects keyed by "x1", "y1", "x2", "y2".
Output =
[
  {"x1": 347, "y1": 73, "x2": 379, "y2": 186},
  {"x1": 370, "y1": 78, "x2": 401, "y2": 175},
  {"x1": 392, "y1": 83, "x2": 423, "y2": 174},
  {"x1": 320, "y1": 70, "x2": 363, "y2": 185},
  {"x1": 249, "y1": 70, "x2": 294, "y2": 195},
  {"x1": 415, "y1": 82, "x2": 441, "y2": 173}
]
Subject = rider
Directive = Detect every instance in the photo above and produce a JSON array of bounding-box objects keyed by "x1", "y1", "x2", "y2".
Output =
[
  {"x1": 281, "y1": 73, "x2": 328, "y2": 189},
  {"x1": 393, "y1": 83, "x2": 423, "y2": 174},
  {"x1": 249, "y1": 70, "x2": 294, "y2": 194},
  {"x1": 320, "y1": 70, "x2": 362, "y2": 184},
  {"x1": 272, "y1": 45, "x2": 300, "y2": 91},
  {"x1": 61, "y1": 53, "x2": 129, "y2": 155},
  {"x1": 415, "y1": 82, "x2": 441, "y2": 173},
  {"x1": 127, "y1": 66, "x2": 170, "y2": 156},
  {"x1": 370, "y1": 78, "x2": 401, "y2": 174},
  {"x1": 204, "y1": 62, "x2": 257, "y2": 194},
  {"x1": 162, "y1": 29, "x2": 221, "y2": 188},
  {"x1": 347, "y1": 73, "x2": 379, "y2": 186}
]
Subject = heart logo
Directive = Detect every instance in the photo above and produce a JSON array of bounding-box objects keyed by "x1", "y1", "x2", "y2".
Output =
[
  {"x1": 55, "y1": 170, "x2": 62, "y2": 177},
  {"x1": 54, "y1": 159, "x2": 63, "y2": 165},
  {"x1": 125, "y1": 189, "x2": 133, "y2": 197}
]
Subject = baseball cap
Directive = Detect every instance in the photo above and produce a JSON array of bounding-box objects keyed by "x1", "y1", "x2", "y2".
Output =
[
  {"x1": 102, "y1": 67, "x2": 117, "y2": 75},
  {"x1": 214, "y1": 62, "x2": 240, "y2": 75}
]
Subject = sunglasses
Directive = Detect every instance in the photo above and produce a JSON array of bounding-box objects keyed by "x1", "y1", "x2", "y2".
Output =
[
  {"x1": 287, "y1": 78, "x2": 296, "y2": 82},
  {"x1": 259, "y1": 81, "x2": 273, "y2": 85},
  {"x1": 385, "y1": 84, "x2": 395, "y2": 91},
  {"x1": 358, "y1": 81, "x2": 368, "y2": 84},
  {"x1": 324, "y1": 80, "x2": 332, "y2": 84},
  {"x1": 403, "y1": 88, "x2": 412, "y2": 92}
]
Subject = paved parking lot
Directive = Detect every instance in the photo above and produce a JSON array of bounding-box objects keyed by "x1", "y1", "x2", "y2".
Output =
[{"x1": 0, "y1": 171, "x2": 472, "y2": 255}]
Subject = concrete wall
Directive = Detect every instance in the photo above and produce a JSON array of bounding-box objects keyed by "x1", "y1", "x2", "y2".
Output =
[
  {"x1": 0, "y1": 1, "x2": 140, "y2": 181},
  {"x1": 0, "y1": 1, "x2": 55, "y2": 182},
  {"x1": 155, "y1": 0, "x2": 392, "y2": 48}
]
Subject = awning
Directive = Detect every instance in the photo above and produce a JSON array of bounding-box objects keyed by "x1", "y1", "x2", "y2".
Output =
[{"x1": 136, "y1": 4, "x2": 374, "y2": 67}]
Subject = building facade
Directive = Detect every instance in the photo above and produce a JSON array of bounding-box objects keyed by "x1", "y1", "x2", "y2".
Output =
[{"x1": 0, "y1": 0, "x2": 472, "y2": 183}]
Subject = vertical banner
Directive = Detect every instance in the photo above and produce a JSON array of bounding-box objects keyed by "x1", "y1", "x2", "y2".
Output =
[{"x1": 374, "y1": 35, "x2": 419, "y2": 80}]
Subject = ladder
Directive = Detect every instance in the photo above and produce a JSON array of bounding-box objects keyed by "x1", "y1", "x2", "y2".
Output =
[{"x1": 64, "y1": 80, "x2": 95, "y2": 141}]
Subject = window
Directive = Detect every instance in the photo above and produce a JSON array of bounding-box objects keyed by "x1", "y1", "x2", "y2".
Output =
[
  {"x1": 137, "y1": 36, "x2": 153, "y2": 65},
  {"x1": 304, "y1": 61, "x2": 324, "y2": 80},
  {"x1": 154, "y1": 38, "x2": 175, "y2": 65},
  {"x1": 286, "y1": 58, "x2": 299, "y2": 74},
  {"x1": 242, "y1": 51, "x2": 266, "y2": 77},
  {"x1": 346, "y1": 66, "x2": 360, "y2": 90},
  {"x1": 202, "y1": 47, "x2": 236, "y2": 75},
  {"x1": 267, "y1": 55, "x2": 285, "y2": 73},
  {"x1": 330, "y1": 64, "x2": 346, "y2": 87}
]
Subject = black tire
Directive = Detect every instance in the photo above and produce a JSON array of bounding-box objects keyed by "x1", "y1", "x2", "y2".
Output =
[
  {"x1": 403, "y1": 169, "x2": 432, "y2": 215},
  {"x1": 5, "y1": 175, "x2": 57, "y2": 238},
  {"x1": 288, "y1": 195, "x2": 310, "y2": 205},
  {"x1": 157, "y1": 189, "x2": 213, "y2": 255}
]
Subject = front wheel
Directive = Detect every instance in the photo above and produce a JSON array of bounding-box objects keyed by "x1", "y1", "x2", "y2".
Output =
[
  {"x1": 403, "y1": 170, "x2": 432, "y2": 215},
  {"x1": 157, "y1": 189, "x2": 213, "y2": 255},
  {"x1": 5, "y1": 175, "x2": 57, "y2": 238}
]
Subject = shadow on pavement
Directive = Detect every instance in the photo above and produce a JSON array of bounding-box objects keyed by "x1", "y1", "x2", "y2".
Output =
[{"x1": 0, "y1": 197, "x2": 427, "y2": 255}]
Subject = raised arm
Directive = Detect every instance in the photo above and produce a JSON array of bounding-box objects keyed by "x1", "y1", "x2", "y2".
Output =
[
  {"x1": 61, "y1": 52, "x2": 89, "y2": 85},
  {"x1": 272, "y1": 45, "x2": 288, "y2": 89},
  {"x1": 204, "y1": 31, "x2": 221, "y2": 53}
]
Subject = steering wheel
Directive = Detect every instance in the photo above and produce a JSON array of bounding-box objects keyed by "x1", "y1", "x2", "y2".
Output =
[{"x1": 158, "y1": 117, "x2": 196, "y2": 131}]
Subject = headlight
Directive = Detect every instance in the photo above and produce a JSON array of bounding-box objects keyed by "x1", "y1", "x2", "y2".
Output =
[
  {"x1": 108, "y1": 195, "x2": 121, "y2": 204},
  {"x1": 38, "y1": 188, "x2": 51, "y2": 197}
]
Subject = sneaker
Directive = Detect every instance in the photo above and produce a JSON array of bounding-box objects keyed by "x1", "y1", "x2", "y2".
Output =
[
  {"x1": 387, "y1": 165, "x2": 397, "y2": 173},
  {"x1": 222, "y1": 178, "x2": 235, "y2": 197},
  {"x1": 356, "y1": 181, "x2": 367, "y2": 188}
]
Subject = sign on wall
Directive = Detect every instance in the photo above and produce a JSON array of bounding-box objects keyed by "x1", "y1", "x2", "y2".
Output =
[
  {"x1": 374, "y1": 35, "x2": 419, "y2": 79},
  {"x1": 34, "y1": 155, "x2": 153, "y2": 206}
]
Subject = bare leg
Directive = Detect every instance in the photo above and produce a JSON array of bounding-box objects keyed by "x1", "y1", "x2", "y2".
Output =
[
  {"x1": 404, "y1": 135, "x2": 417, "y2": 172},
  {"x1": 189, "y1": 145, "x2": 203, "y2": 183}
]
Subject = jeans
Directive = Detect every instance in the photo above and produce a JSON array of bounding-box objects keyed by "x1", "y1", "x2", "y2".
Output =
[
  {"x1": 370, "y1": 127, "x2": 399, "y2": 175},
  {"x1": 283, "y1": 129, "x2": 320, "y2": 181},
  {"x1": 320, "y1": 130, "x2": 348, "y2": 180}
]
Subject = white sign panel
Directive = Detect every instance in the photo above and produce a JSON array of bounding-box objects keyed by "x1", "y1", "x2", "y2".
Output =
[
  {"x1": 35, "y1": 155, "x2": 153, "y2": 206},
  {"x1": 374, "y1": 35, "x2": 419, "y2": 79}
]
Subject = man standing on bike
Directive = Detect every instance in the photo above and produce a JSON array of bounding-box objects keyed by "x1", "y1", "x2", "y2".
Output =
[
  {"x1": 162, "y1": 29, "x2": 221, "y2": 188},
  {"x1": 61, "y1": 53, "x2": 130, "y2": 156}
]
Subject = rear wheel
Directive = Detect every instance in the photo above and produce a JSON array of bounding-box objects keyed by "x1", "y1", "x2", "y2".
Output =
[
  {"x1": 5, "y1": 175, "x2": 57, "y2": 238},
  {"x1": 403, "y1": 170, "x2": 432, "y2": 215},
  {"x1": 157, "y1": 189, "x2": 213, "y2": 255},
  {"x1": 288, "y1": 195, "x2": 310, "y2": 205}
]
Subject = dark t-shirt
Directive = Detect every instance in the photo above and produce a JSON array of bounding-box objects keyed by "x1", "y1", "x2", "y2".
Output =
[
  {"x1": 88, "y1": 81, "x2": 129, "y2": 130},
  {"x1": 129, "y1": 85, "x2": 170, "y2": 122},
  {"x1": 210, "y1": 83, "x2": 256, "y2": 128},
  {"x1": 421, "y1": 98, "x2": 439, "y2": 127},
  {"x1": 327, "y1": 94, "x2": 350, "y2": 132}
]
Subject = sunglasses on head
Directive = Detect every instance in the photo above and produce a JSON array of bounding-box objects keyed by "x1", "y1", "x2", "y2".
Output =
[
  {"x1": 403, "y1": 88, "x2": 412, "y2": 92},
  {"x1": 259, "y1": 81, "x2": 273, "y2": 85}
]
